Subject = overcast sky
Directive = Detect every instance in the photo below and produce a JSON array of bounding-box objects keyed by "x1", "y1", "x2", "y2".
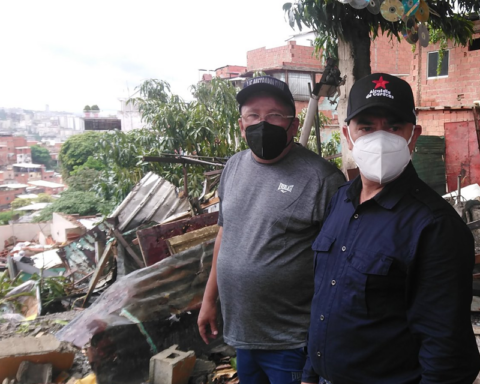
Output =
[{"x1": 0, "y1": 0, "x2": 303, "y2": 114}]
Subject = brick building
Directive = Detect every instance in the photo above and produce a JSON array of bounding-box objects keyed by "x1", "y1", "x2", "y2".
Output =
[
  {"x1": 215, "y1": 65, "x2": 247, "y2": 79},
  {"x1": 0, "y1": 184, "x2": 28, "y2": 209},
  {"x1": 243, "y1": 31, "x2": 412, "y2": 122},
  {"x1": 0, "y1": 135, "x2": 31, "y2": 166},
  {"x1": 245, "y1": 39, "x2": 325, "y2": 114},
  {"x1": 407, "y1": 20, "x2": 480, "y2": 136},
  {"x1": 402, "y1": 19, "x2": 480, "y2": 192}
]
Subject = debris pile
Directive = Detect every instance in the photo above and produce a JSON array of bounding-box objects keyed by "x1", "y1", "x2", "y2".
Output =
[{"x1": 0, "y1": 172, "x2": 236, "y2": 384}]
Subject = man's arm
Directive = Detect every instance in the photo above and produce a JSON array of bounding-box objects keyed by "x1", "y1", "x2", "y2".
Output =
[
  {"x1": 301, "y1": 351, "x2": 319, "y2": 384},
  {"x1": 408, "y1": 216, "x2": 480, "y2": 383},
  {"x1": 197, "y1": 226, "x2": 223, "y2": 344}
]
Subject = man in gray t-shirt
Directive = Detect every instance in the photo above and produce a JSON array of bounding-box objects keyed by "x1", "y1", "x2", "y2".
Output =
[{"x1": 198, "y1": 76, "x2": 345, "y2": 384}]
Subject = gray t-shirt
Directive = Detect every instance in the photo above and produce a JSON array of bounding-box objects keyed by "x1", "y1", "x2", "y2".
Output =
[{"x1": 217, "y1": 144, "x2": 345, "y2": 350}]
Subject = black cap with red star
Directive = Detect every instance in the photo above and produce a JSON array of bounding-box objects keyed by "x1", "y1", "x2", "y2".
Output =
[{"x1": 345, "y1": 73, "x2": 416, "y2": 125}]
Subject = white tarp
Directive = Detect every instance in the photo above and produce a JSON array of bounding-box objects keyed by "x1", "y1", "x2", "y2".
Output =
[{"x1": 443, "y1": 183, "x2": 480, "y2": 202}]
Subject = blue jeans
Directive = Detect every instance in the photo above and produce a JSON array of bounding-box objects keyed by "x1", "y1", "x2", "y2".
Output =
[{"x1": 235, "y1": 348, "x2": 305, "y2": 384}]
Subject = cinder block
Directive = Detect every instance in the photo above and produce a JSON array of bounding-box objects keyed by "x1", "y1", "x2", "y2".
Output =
[{"x1": 149, "y1": 345, "x2": 196, "y2": 384}]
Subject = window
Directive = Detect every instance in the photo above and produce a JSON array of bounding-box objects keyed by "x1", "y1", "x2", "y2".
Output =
[
  {"x1": 287, "y1": 72, "x2": 313, "y2": 101},
  {"x1": 427, "y1": 50, "x2": 449, "y2": 78},
  {"x1": 469, "y1": 38, "x2": 480, "y2": 52},
  {"x1": 272, "y1": 72, "x2": 312, "y2": 101}
]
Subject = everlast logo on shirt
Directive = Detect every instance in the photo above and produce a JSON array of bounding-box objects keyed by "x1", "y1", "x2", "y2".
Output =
[{"x1": 278, "y1": 183, "x2": 294, "y2": 193}]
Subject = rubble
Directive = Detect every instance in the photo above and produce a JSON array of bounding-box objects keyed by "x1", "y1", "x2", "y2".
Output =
[
  {"x1": 56, "y1": 241, "x2": 218, "y2": 384},
  {"x1": 0, "y1": 172, "x2": 231, "y2": 383},
  {"x1": 0, "y1": 334, "x2": 75, "y2": 383}
]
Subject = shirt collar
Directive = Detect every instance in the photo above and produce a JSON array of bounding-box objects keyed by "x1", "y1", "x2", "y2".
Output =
[{"x1": 345, "y1": 162, "x2": 418, "y2": 210}]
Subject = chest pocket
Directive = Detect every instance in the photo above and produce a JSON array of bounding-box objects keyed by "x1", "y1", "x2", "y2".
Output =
[
  {"x1": 344, "y1": 249, "x2": 397, "y2": 317},
  {"x1": 312, "y1": 234, "x2": 335, "y2": 294}
]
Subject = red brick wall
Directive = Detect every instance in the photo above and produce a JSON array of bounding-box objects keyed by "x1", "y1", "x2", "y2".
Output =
[
  {"x1": 12, "y1": 136, "x2": 27, "y2": 148},
  {"x1": 416, "y1": 109, "x2": 473, "y2": 137},
  {"x1": 408, "y1": 28, "x2": 480, "y2": 110},
  {"x1": 43, "y1": 186, "x2": 64, "y2": 195},
  {"x1": 247, "y1": 41, "x2": 322, "y2": 71},
  {"x1": 42, "y1": 170, "x2": 55, "y2": 180},
  {"x1": 216, "y1": 65, "x2": 246, "y2": 79},
  {"x1": 404, "y1": 21, "x2": 480, "y2": 136},
  {"x1": 371, "y1": 34, "x2": 413, "y2": 74},
  {"x1": 0, "y1": 147, "x2": 8, "y2": 166},
  {"x1": 0, "y1": 189, "x2": 19, "y2": 206},
  {"x1": 15, "y1": 174, "x2": 29, "y2": 184}
]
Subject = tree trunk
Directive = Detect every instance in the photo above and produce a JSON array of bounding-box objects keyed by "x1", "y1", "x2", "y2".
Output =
[{"x1": 338, "y1": 22, "x2": 372, "y2": 175}]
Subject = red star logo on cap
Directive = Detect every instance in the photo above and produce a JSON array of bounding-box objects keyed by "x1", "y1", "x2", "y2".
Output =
[{"x1": 372, "y1": 76, "x2": 389, "y2": 89}]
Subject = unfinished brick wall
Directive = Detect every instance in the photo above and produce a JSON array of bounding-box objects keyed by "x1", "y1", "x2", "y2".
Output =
[
  {"x1": 409, "y1": 29, "x2": 480, "y2": 110},
  {"x1": 417, "y1": 109, "x2": 474, "y2": 136},
  {"x1": 15, "y1": 173, "x2": 29, "y2": 185},
  {"x1": 406, "y1": 20, "x2": 480, "y2": 137},
  {"x1": 215, "y1": 65, "x2": 246, "y2": 79},
  {"x1": 247, "y1": 41, "x2": 322, "y2": 71},
  {"x1": 12, "y1": 136, "x2": 27, "y2": 148},
  {"x1": 371, "y1": 35, "x2": 413, "y2": 75},
  {"x1": 0, "y1": 189, "x2": 20, "y2": 206}
]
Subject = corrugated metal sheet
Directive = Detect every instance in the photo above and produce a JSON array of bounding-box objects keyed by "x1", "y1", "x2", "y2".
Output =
[
  {"x1": 58, "y1": 173, "x2": 190, "y2": 277},
  {"x1": 56, "y1": 239, "x2": 214, "y2": 348},
  {"x1": 57, "y1": 221, "x2": 112, "y2": 278},
  {"x1": 110, "y1": 172, "x2": 190, "y2": 232},
  {"x1": 412, "y1": 135, "x2": 446, "y2": 196}
]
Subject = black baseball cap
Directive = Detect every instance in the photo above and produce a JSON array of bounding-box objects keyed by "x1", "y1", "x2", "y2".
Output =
[
  {"x1": 237, "y1": 76, "x2": 296, "y2": 114},
  {"x1": 346, "y1": 73, "x2": 416, "y2": 125}
]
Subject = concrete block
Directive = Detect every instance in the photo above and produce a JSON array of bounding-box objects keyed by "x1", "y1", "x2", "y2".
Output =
[
  {"x1": 150, "y1": 344, "x2": 196, "y2": 384},
  {"x1": 0, "y1": 335, "x2": 75, "y2": 383},
  {"x1": 16, "y1": 361, "x2": 52, "y2": 384}
]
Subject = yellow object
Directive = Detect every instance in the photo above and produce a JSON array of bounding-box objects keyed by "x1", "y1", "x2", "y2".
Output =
[{"x1": 75, "y1": 373, "x2": 97, "y2": 384}]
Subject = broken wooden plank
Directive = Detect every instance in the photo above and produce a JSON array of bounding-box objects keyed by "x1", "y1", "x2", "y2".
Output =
[
  {"x1": 112, "y1": 228, "x2": 145, "y2": 268},
  {"x1": 82, "y1": 242, "x2": 113, "y2": 308},
  {"x1": 166, "y1": 225, "x2": 219, "y2": 255},
  {"x1": 467, "y1": 220, "x2": 480, "y2": 231}
]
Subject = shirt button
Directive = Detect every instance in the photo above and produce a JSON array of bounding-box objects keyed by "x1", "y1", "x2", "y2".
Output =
[
  {"x1": 317, "y1": 351, "x2": 322, "y2": 357},
  {"x1": 341, "y1": 246, "x2": 346, "y2": 251},
  {"x1": 331, "y1": 280, "x2": 336, "y2": 286},
  {"x1": 353, "y1": 214, "x2": 359, "y2": 219},
  {"x1": 320, "y1": 315, "x2": 325, "y2": 321}
]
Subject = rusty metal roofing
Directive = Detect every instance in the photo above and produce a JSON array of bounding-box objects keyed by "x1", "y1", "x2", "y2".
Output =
[
  {"x1": 110, "y1": 172, "x2": 190, "y2": 232},
  {"x1": 58, "y1": 173, "x2": 190, "y2": 278}
]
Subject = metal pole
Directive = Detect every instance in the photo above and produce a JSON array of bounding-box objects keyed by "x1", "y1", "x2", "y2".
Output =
[
  {"x1": 183, "y1": 165, "x2": 189, "y2": 198},
  {"x1": 457, "y1": 175, "x2": 462, "y2": 205}
]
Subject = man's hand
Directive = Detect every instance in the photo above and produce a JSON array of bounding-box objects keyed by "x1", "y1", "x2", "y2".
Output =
[{"x1": 197, "y1": 299, "x2": 218, "y2": 344}]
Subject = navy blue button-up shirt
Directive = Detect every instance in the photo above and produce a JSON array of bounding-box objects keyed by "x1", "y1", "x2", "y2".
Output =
[{"x1": 303, "y1": 163, "x2": 480, "y2": 384}]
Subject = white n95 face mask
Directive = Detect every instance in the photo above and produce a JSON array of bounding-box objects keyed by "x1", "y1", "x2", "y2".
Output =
[{"x1": 348, "y1": 128, "x2": 414, "y2": 184}]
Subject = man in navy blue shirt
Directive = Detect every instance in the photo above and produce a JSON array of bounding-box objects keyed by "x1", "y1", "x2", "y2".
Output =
[{"x1": 302, "y1": 73, "x2": 480, "y2": 384}]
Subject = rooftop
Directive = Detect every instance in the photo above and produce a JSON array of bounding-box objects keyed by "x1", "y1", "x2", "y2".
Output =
[
  {"x1": 13, "y1": 163, "x2": 43, "y2": 168},
  {"x1": 0, "y1": 183, "x2": 29, "y2": 189},
  {"x1": 28, "y1": 180, "x2": 64, "y2": 188}
]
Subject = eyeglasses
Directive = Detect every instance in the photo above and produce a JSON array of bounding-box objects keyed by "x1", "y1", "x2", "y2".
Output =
[{"x1": 240, "y1": 113, "x2": 294, "y2": 125}]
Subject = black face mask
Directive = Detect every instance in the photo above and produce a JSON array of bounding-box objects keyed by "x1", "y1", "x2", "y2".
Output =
[{"x1": 245, "y1": 121, "x2": 292, "y2": 160}]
